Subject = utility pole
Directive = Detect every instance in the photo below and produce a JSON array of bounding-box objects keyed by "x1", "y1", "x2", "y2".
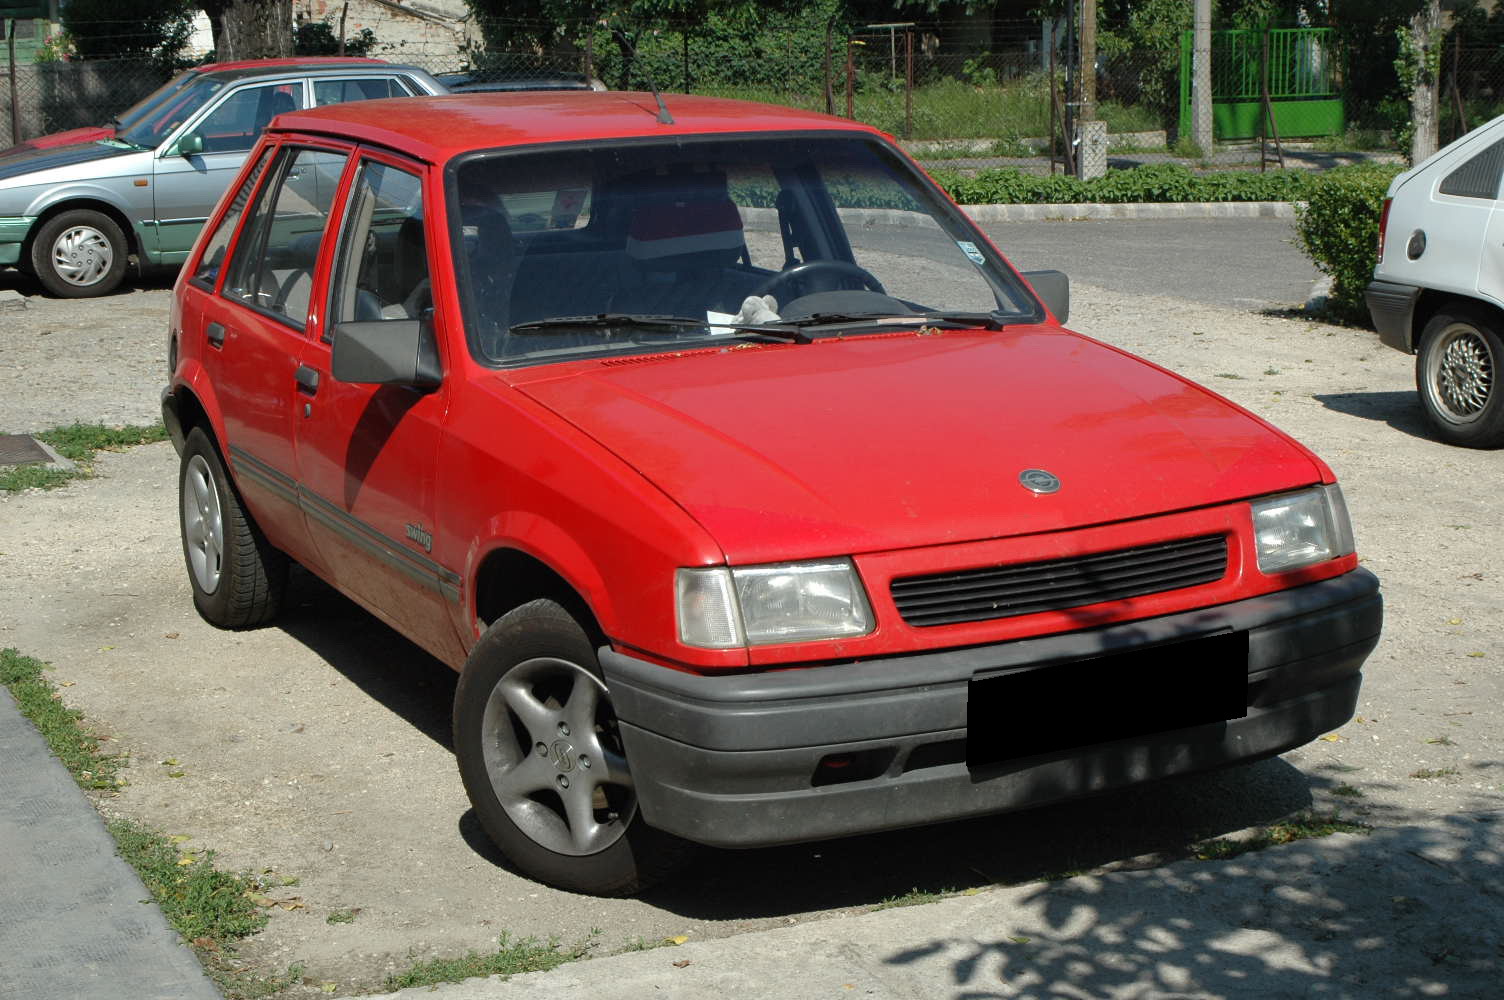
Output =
[
  {"x1": 1080, "y1": 0, "x2": 1096, "y2": 122},
  {"x1": 1192, "y1": 0, "x2": 1213, "y2": 154}
]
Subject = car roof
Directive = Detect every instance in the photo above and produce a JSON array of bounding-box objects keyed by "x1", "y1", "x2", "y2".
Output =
[
  {"x1": 268, "y1": 91, "x2": 877, "y2": 163},
  {"x1": 191, "y1": 57, "x2": 414, "y2": 85}
]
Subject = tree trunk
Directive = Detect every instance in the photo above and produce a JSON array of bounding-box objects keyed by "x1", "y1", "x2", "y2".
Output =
[
  {"x1": 1080, "y1": 0, "x2": 1097, "y2": 121},
  {"x1": 200, "y1": 0, "x2": 293, "y2": 61},
  {"x1": 1408, "y1": 0, "x2": 1443, "y2": 165}
]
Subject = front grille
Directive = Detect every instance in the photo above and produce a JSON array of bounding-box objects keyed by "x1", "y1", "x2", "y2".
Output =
[{"x1": 891, "y1": 535, "x2": 1229, "y2": 627}]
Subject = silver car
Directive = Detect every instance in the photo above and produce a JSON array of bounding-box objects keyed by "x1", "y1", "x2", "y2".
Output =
[{"x1": 0, "y1": 59, "x2": 445, "y2": 297}]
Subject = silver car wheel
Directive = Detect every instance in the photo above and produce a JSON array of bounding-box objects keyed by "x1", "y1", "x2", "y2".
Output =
[
  {"x1": 480, "y1": 656, "x2": 636, "y2": 857},
  {"x1": 1425, "y1": 322, "x2": 1495, "y2": 425},
  {"x1": 50, "y1": 225, "x2": 115, "y2": 288},
  {"x1": 182, "y1": 454, "x2": 224, "y2": 595}
]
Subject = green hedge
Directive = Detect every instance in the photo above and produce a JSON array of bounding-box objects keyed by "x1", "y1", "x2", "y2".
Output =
[
  {"x1": 930, "y1": 164, "x2": 1319, "y2": 205},
  {"x1": 1293, "y1": 165, "x2": 1404, "y2": 321}
]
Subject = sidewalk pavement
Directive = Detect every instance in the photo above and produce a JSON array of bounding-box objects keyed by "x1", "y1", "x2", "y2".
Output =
[
  {"x1": 0, "y1": 691, "x2": 222, "y2": 1000},
  {"x1": 10, "y1": 662, "x2": 1499, "y2": 1000}
]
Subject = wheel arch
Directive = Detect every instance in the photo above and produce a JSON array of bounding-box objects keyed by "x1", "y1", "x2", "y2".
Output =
[
  {"x1": 470, "y1": 544, "x2": 609, "y2": 650},
  {"x1": 23, "y1": 197, "x2": 144, "y2": 266},
  {"x1": 1414, "y1": 291, "x2": 1504, "y2": 346},
  {"x1": 166, "y1": 373, "x2": 232, "y2": 467}
]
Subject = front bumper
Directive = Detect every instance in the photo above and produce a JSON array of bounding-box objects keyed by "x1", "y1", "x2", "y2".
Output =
[
  {"x1": 600, "y1": 568, "x2": 1381, "y2": 848},
  {"x1": 0, "y1": 215, "x2": 35, "y2": 267},
  {"x1": 1366, "y1": 279, "x2": 1421, "y2": 353}
]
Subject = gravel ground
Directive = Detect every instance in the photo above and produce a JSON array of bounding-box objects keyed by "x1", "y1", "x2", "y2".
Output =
[{"x1": 1, "y1": 282, "x2": 1500, "y2": 995}]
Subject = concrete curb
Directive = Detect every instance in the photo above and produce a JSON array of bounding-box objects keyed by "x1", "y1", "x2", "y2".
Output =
[{"x1": 961, "y1": 201, "x2": 1300, "y2": 222}]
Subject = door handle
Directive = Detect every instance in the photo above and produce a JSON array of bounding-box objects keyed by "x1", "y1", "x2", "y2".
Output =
[
  {"x1": 206, "y1": 322, "x2": 225, "y2": 348},
  {"x1": 295, "y1": 364, "x2": 320, "y2": 396}
]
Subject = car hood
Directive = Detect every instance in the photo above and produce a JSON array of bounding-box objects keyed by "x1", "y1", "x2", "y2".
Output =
[
  {"x1": 0, "y1": 126, "x2": 114, "y2": 159},
  {"x1": 513, "y1": 329, "x2": 1324, "y2": 564},
  {"x1": 0, "y1": 139, "x2": 139, "y2": 185}
]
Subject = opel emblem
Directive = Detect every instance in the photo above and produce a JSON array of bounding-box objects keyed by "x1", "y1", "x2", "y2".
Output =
[
  {"x1": 550, "y1": 740, "x2": 576, "y2": 771},
  {"x1": 1019, "y1": 469, "x2": 1060, "y2": 494}
]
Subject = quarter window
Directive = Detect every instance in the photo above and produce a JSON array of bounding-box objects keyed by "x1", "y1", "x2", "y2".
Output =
[
  {"x1": 313, "y1": 77, "x2": 411, "y2": 106},
  {"x1": 1439, "y1": 139, "x2": 1504, "y2": 200},
  {"x1": 192, "y1": 146, "x2": 274, "y2": 289},
  {"x1": 328, "y1": 161, "x2": 430, "y2": 336},
  {"x1": 222, "y1": 147, "x2": 350, "y2": 328}
]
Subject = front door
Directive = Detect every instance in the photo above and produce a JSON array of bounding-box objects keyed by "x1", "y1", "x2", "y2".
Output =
[
  {"x1": 292, "y1": 152, "x2": 464, "y2": 664},
  {"x1": 153, "y1": 81, "x2": 308, "y2": 262}
]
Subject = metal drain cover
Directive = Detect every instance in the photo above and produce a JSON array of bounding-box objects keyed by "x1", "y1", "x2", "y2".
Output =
[{"x1": 0, "y1": 433, "x2": 52, "y2": 467}]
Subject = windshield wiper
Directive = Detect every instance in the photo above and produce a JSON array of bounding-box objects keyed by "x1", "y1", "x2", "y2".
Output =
[
  {"x1": 508, "y1": 313, "x2": 810, "y2": 344},
  {"x1": 913, "y1": 311, "x2": 1010, "y2": 330},
  {"x1": 776, "y1": 311, "x2": 1012, "y2": 332}
]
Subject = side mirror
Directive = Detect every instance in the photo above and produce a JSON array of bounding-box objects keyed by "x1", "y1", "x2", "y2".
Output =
[
  {"x1": 1022, "y1": 269, "x2": 1070, "y2": 324},
  {"x1": 331, "y1": 318, "x2": 441, "y2": 389},
  {"x1": 175, "y1": 133, "x2": 204, "y2": 157}
]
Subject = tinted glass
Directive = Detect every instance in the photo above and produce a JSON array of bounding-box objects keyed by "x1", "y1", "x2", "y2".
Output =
[
  {"x1": 223, "y1": 147, "x2": 349, "y2": 328},
  {"x1": 450, "y1": 134, "x2": 1037, "y2": 367},
  {"x1": 191, "y1": 145, "x2": 275, "y2": 288},
  {"x1": 329, "y1": 161, "x2": 429, "y2": 334},
  {"x1": 186, "y1": 83, "x2": 307, "y2": 155},
  {"x1": 313, "y1": 77, "x2": 410, "y2": 106},
  {"x1": 1439, "y1": 138, "x2": 1504, "y2": 200},
  {"x1": 119, "y1": 78, "x2": 224, "y2": 148}
]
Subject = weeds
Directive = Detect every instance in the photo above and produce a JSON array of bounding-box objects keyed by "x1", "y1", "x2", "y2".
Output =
[
  {"x1": 1194, "y1": 813, "x2": 1369, "y2": 861},
  {"x1": 0, "y1": 648, "x2": 123, "y2": 789},
  {"x1": 875, "y1": 887, "x2": 954, "y2": 909},
  {"x1": 0, "y1": 422, "x2": 168, "y2": 492},
  {"x1": 384, "y1": 933, "x2": 594, "y2": 991}
]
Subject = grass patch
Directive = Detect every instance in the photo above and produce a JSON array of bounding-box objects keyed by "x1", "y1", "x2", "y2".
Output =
[
  {"x1": 1194, "y1": 813, "x2": 1368, "y2": 861},
  {"x1": 0, "y1": 421, "x2": 168, "y2": 493},
  {"x1": 384, "y1": 933, "x2": 594, "y2": 991},
  {"x1": 1332, "y1": 784, "x2": 1365, "y2": 798},
  {"x1": 1410, "y1": 767, "x2": 1460, "y2": 780},
  {"x1": 326, "y1": 907, "x2": 359, "y2": 925},
  {"x1": 874, "y1": 886, "x2": 952, "y2": 910},
  {"x1": 0, "y1": 648, "x2": 123, "y2": 789}
]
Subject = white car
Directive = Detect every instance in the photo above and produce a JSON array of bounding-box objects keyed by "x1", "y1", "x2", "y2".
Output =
[{"x1": 1368, "y1": 115, "x2": 1504, "y2": 447}]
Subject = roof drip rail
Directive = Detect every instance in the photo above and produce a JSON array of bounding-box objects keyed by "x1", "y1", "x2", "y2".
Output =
[{"x1": 613, "y1": 27, "x2": 674, "y2": 125}]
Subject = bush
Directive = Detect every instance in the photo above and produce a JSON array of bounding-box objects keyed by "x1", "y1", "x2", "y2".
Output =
[
  {"x1": 1294, "y1": 165, "x2": 1404, "y2": 321},
  {"x1": 931, "y1": 164, "x2": 1319, "y2": 206}
]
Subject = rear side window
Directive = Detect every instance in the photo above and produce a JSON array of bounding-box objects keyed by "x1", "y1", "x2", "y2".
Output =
[
  {"x1": 192, "y1": 146, "x2": 274, "y2": 289},
  {"x1": 1439, "y1": 139, "x2": 1504, "y2": 200},
  {"x1": 222, "y1": 146, "x2": 350, "y2": 329},
  {"x1": 313, "y1": 77, "x2": 410, "y2": 106}
]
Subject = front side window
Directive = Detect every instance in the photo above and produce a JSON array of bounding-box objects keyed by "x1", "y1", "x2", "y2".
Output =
[
  {"x1": 449, "y1": 133, "x2": 1038, "y2": 367},
  {"x1": 223, "y1": 146, "x2": 350, "y2": 328},
  {"x1": 328, "y1": 160, "x2": 430, "y2": 335},
  {"x1": 191, "y1": 146, "x2": 275, "y2": 288},
  {"x1": 183, "y1": 83, "x2": 306, "y2": 155}
]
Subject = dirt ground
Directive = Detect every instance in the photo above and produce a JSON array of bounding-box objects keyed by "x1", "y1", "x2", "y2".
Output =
[{"x1": 1, "y1": 280, "x2": 1500, "y2": 994}]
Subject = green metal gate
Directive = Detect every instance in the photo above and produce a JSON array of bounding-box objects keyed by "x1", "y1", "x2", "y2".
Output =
[{"x1": 1179, "y1": 27, "x2": 1343, "y2": 141}]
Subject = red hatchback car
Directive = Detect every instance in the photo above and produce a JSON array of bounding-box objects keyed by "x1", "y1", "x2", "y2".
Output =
[{"x1": 163, "y1": 92, "x2": 1382, "y2": 895}]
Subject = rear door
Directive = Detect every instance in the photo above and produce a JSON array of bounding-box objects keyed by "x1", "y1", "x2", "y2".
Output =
[
  {"x1": 200, "y1": 141, "x2": 353, "y2": 566},
  {"x1": 291, "y1": 149, "x2": 465, "y2": 664},
  {"x1": 152, "y1": 80, "x2": 309, "y2": 261}
]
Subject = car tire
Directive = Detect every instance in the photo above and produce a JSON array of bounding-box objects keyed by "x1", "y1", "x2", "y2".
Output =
[
  {"x1": 179, "y1": 426, "x2": 287, "y2": 628},
  {"x1": 453, "y1": 599, "x2": 687, "y2": 895},
  {"x1": 1416, "y1": 305, "x2": 1504, "y2": 448},
  {"x1": 29, "y1": 209, "x2": 130, "y2": 298}
]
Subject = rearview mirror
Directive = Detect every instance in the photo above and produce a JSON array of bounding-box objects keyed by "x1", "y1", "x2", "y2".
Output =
[
  {"x1": 1022, "y1": 269, "x2": 1070, "y2": 323},
  {"x1": 174, "y1": 133, "x2": 204, "y2": 157},
  {"x1": 331, "y1": 319, "x2": 441, "y2": 389}
]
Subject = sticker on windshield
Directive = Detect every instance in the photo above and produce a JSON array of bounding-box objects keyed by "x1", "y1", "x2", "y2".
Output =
[{"x1": 957, "y1": 241, "x2": 986, "y2": 266}]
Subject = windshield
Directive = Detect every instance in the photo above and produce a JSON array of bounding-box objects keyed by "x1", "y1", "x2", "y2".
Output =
[
  {"x1": 449, "y1": 133, "x2": 1039, "y2": 367},
  {"x1": 119, "y1": 78, "x2": 225, "y2": 148},
  {"x1": 112, "y1": 69, "x2": 199, "y2": 132}
]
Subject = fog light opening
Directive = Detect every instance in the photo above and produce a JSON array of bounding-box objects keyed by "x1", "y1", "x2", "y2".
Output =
[{"x1": 811, "y1": 748, "x2": 895, "y2": 787}]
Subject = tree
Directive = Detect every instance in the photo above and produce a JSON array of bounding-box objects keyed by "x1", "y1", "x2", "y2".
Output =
[
  {"x1": 61, "y1": 0, "x2": 194, "y2": 64},
  {"x1": 199, "y1": 0, "x2": 294, "y2": 61},
  {"x1": 1399, "y1": 0, "x2": 1443, "y2": 163}
]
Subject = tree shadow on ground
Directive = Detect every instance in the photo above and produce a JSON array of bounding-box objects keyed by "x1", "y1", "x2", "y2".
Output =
[{"x1": 879, "y1": 792, "x2": 1503, "y2": 999}]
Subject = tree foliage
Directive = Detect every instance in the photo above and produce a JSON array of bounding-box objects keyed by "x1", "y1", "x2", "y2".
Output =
[{"x1": 60, "y1": 0, "x2": 195, "y2": 65}]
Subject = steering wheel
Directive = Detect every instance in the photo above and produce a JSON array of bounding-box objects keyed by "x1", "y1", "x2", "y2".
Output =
[{"x1": 754, "y1": 259, "x2": 886, "y2": 303}]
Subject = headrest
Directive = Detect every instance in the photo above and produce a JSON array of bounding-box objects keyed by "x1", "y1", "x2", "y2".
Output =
[{"x1": 625, "y1": 196, "x2": 744, "y2": 268}]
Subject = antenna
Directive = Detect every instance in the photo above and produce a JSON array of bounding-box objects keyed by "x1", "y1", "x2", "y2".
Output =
[{"x1": 613, "y1": 27, "x2": 674, "y2": 125}]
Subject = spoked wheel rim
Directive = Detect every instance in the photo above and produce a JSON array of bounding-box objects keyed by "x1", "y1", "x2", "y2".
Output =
[
  {"x1": 50, "y1": 225, "x2": 114, "y2": 288},
  {"x1": 1426, "y1": 322, "x2": 1495, "y2": 425},
  {"x1": 480, "y1": 656, "x2": 636, "y2": 857},
  {"x1": 182, "y1": 454, "x2": 224, "y2": 594}
]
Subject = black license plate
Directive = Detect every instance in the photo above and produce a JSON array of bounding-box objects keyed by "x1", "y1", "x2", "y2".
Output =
[{"x1": 967, "y1": 630, "x2": 1249, "y2": 767}]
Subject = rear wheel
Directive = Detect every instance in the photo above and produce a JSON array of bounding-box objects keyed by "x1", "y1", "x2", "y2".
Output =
[
  {"x1": 179, "y1": 427, "x2": 287, "y2": 628},
  {"x1": 1416, "y1": 305, "x2": 1504, "y2": 448},
  {"x1": 453, "y1": 599, "x2": 686, "y2": 895},
  {"x1": 30, "y1": 209, "x2": 129, "y2": 298}
]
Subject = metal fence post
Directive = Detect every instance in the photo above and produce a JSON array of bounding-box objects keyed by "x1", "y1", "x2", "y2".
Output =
[
  {"x1": 7, "y1": 19, "x2": 18, "y2": 148},
  {"x1": 845, "y1": 39, "x2": 854, "y2": 120},
  {"x1": 904, "y1": 30, "x2": 913, "y2": 139}
]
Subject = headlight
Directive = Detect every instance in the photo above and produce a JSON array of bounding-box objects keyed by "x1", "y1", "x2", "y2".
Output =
[
  {"x1": 676, "y1": 560, "x2": 874, "y2": 648},
  {"x1": 1250, "y1": 484, "x2": 1355, "y2": 574}
]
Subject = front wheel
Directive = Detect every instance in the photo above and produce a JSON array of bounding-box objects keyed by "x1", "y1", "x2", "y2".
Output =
[
  {"x1": 178, "y1": 427, "x2": 287, "y2": 628},
  {"x1": 1416, "y1": 305, "x2": 1504, "y2": 448},
  {"x1": 453, "y1": 599, "x2": 686, "y2": 895},
  {"x1": 29, "y1": 209, "x2": 129, "y2": 298}
]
